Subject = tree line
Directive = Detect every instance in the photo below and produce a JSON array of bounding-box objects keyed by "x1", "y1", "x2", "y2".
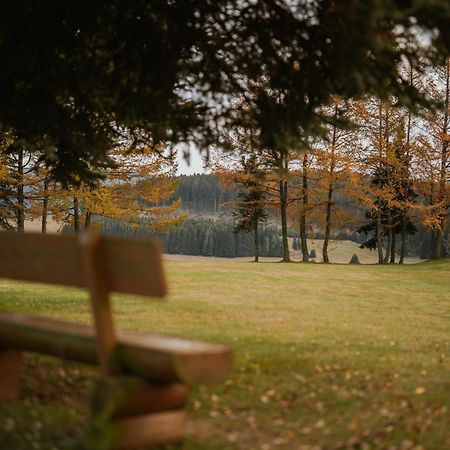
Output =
[
  {"x1": 165, "y1": 174, "x2": 238, "y2": 214},
  {"x1": 212, "y1": 61, "x2": 450, "y2": 263},
  {"x1": 0, "y1": 3, "x2": 449, "y2": 265},
  {"x1": 0, "y1": 143, "x2": 184, "y2": 234},
  {"x1": 99, "y1": 217, "x2": 283, "y2": 259}
]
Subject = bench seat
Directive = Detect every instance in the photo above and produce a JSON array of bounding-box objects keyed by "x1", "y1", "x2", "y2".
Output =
[{"x1": 0, "y1": 311, "x2": 232, "y2": 385}]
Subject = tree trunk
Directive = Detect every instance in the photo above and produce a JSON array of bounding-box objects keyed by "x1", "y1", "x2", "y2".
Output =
[
  {"x1": 400, "y1": 66, "x2": 414, "y2": 264},
  {"x1": 323, "y1": 107, "x2": 337, "y2": 264},
  {"x1": 16, "y1": 148, "x2": 25, "y2": 232},
  {"x1": 41, "y1": 175, "x2": 49, "y2": 234},
  {"x1": 375, "y1": 101, "x2": 385, "y2": 264},
  {"x1": 73, "y1": 197, "x2": 80, "y2": 233},
  {"x1": 279, "y1": 178, "x2": 290, "y2": 262},
  {"x1": 323, "y1": 186, "x2": 333, "y2": 264},
  {"x1": 299, "y1": 216, "x2": 308, "y2": 262},
  {"x1": 432, "y1": 59, "x2": 450, "y2": 260},
  {"x1": 300, "y1": 155, "x2": 309, "y2": 262},
  {"x1": 431, "y1": 232, "x2": 442, "y2": 259},
  {"x1": 389, "y1": 231, "x2": 396, "y2": 264},
  {"x1": 254, "y1": 221, "x2": 259, "y2": 262},
  {"x1": 399, "y1": 220, "x2": 406, "y2": 264},
  {"x1": 383, "y1": 237, "x2": 391, "y2": 264},
  {"x1": 84, "y1": 211, "x2": 92, "y2": 232},
  {"x1": 376, "y1": 214, "x2": 384, "y2": 264},
  {"x1": 383, "y1": 211, "x2": 392, "y2": 264}
]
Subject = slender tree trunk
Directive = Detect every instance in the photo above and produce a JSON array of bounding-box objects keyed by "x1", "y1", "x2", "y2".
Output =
[
  {"x1": 300, "y1": 155, "x2": 309, "y2": 262},
  {"x1": 300, "y1": 216, "x2": 308, "y2": 261},
  {"x1": 382, "y1": 101, "x2": 393, "y2": 265},
  {"x1": 389, "y1": 231, "x2": 396, "y2": 264},
  {"x1": 279, "y1": 178, "x2": 290, "y2": 262},
  {"x1": 383, "y1": 212, "x2": 392, "y2": 264},
  {"x1": 16, "y1": 148, "x2": 25, "y2": 232},
  {"x1": 323, "y1": 106, "x2": 338, "y2": 264},
  {"x1": 383, "y1": 238, "x2": 391, "y2": 264},
  {"x1": 399, "y1": 223, "x2": 407, "y2": 264},
  {"x1": 375, "y1": 100, "x2": 384, "y2": 264},
  {"x1": 399, "y1": 219, "x2": 407, "y2": 262},
  {"x1": 400, "y1": 65, "x2": 414, "y2": 264},
  {"x1": 429, "y1": 230, "x2": 435, "y2": 259},
  {"x1": 84, "y1": 211, "x2": 92, "y2": 232},
  {"x1": 73, "y1": 197, "x2": 80, "y2": 233},
  {"x1": 41, "y1": 175, "x2": 49, "y2": 234},
  {"x1": 254, "y1": 221, "x2": 259, "y2": 262},
  {"x1": 432, "y1": 232, "x2": 442, "y2": 259},
  {"x1": 431, "y1": 59, "x2": 450, "y2": 259},
  {"x1": 376, "y1": 214, "x2": 384, "y2": 263},
  {"x1": 323, "y1": 186, "x2": 333, "y2": 264}
]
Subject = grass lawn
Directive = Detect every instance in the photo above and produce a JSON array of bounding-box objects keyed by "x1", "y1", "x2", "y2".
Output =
[{"x1": 0, "y1": 258, "x2": 449, "y2": 449}]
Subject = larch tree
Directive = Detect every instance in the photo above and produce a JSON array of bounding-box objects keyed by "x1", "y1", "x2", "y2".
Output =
[
  {"x1": 354, "y1": 98, "x2": 414, "y2": 263},
  {"x1": 313, "y1": 99, "x2": 357, "y2": 263},
  {"x1": 398, "y1": 59, "x2": 421, "y2": 263},
  {"x1": 259, "y1": 149, "x2": 293, "y2": 262},
  {"x1": 415, "y1": 58, "x2": 450, "y2": 258},
  {"x1": 213, "y1": 128, "x2": 294, "y2": 263},
  {"x1": 65, "y1": 146, "x2": 184, "y2": 233}
]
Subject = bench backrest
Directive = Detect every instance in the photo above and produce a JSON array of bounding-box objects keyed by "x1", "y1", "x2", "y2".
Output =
[
  {"x1": 0, "y1": 231, "x2": 167, "y2": 375},
  {"x1": 0, "y1": 231, "x2": 166, "y2": 297}
]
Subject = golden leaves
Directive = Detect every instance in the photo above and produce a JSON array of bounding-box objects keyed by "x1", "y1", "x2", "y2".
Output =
[{"x1": 414, "y1": 387, "x2": 426, "y2": 395}]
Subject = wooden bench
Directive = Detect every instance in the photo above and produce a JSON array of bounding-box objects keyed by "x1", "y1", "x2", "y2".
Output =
[{"x1": 0, "y1": 231, "x2": 232, "y2": 449}]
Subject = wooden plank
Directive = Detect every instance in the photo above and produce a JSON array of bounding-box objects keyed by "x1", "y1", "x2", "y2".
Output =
[
  {"x1": 0, "y1": 350, "x2": 22, "y2": 400},
  {"x1": 0, "y1": 231, "x2": 167, "y2": 297},
  {"x1": 114, "y1": 410, "x2": 186, "y2": 449},
  {"x1": 0, "y1": 312, "x2": 233, "y2": 384},
  {"x1": 111, "y1": 381, "x2": 188, "y2": 417},
  {"x1": 0, "y1": 232, "x2": 84, "y2": 287},
  {"x1": 81, "y1": 233, "x2": 118, "y2": 376},
  {"x1": 119, "y1": 330, "x2": 234, "y2": 385},
  {"x1": 106, "y1": 237, "x2": 167, "y2": 297},
  {"x1": 114, "y1": 383, "x2": 187, "y2": 418}
]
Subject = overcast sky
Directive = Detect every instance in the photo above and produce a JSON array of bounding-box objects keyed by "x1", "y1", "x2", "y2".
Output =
[{"x1": 176, "y1": 147, "x2": 208, "y2": 175}]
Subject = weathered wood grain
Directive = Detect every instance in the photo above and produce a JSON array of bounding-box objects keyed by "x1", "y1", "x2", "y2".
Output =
[
  {"x1": 0, "y1": 231, "x2": 167, "y2": 297},
  {"x1": 0, "y1": 312, "x2": 233, "y2": 384},
  {"x1": 82, "y1": 233, "x2": 118, "y2": 375},
  {"x1": 112, "y1": 381, "x2": 188, "y2": 417}
]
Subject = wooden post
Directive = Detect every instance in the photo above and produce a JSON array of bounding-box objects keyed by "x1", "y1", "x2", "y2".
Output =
[
  {"x1": 81, "y1": 232, "x2": 119, "y2": 376},
  {"x1": 0, "y1": 350, "x2": 22, "y2": 400}
]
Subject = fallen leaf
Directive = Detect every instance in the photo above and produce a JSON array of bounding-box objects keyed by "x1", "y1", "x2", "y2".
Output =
[{"x1": 415, "y1": 387, "x2": 426, "y2": 395}]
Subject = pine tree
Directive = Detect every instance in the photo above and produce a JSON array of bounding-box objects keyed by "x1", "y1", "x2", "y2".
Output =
[
  {"x1": 357, "y1": 121, "x2": 418, "y2": 262},
  {"x1": 233, "y1": 156, "x2": 268, "y2": 262}
]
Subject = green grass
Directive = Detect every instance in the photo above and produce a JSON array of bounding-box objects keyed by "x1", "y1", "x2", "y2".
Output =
[{"x1": 0, "y1": 258, "x2": 449, "y2": 449}]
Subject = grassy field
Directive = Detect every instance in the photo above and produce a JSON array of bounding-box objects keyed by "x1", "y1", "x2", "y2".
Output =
[{"x1": 0, "y1": 258, "x2": 449, "y2": 449}]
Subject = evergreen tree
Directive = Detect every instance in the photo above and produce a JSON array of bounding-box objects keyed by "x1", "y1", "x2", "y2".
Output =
[
  {"x1": 2, "y1": 2, "x2": 448, "y2": 184},
  {"x1": 233, "y1": 156, "x2": 268, "y2": 262},
  {"x1": 357, "y1": 123, "x2": 418, "y2": 262}
]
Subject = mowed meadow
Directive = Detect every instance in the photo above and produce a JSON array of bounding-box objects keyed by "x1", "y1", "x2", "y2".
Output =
[{"x1": 0, "y1": 258, "x2": 449, "y2": 450}]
